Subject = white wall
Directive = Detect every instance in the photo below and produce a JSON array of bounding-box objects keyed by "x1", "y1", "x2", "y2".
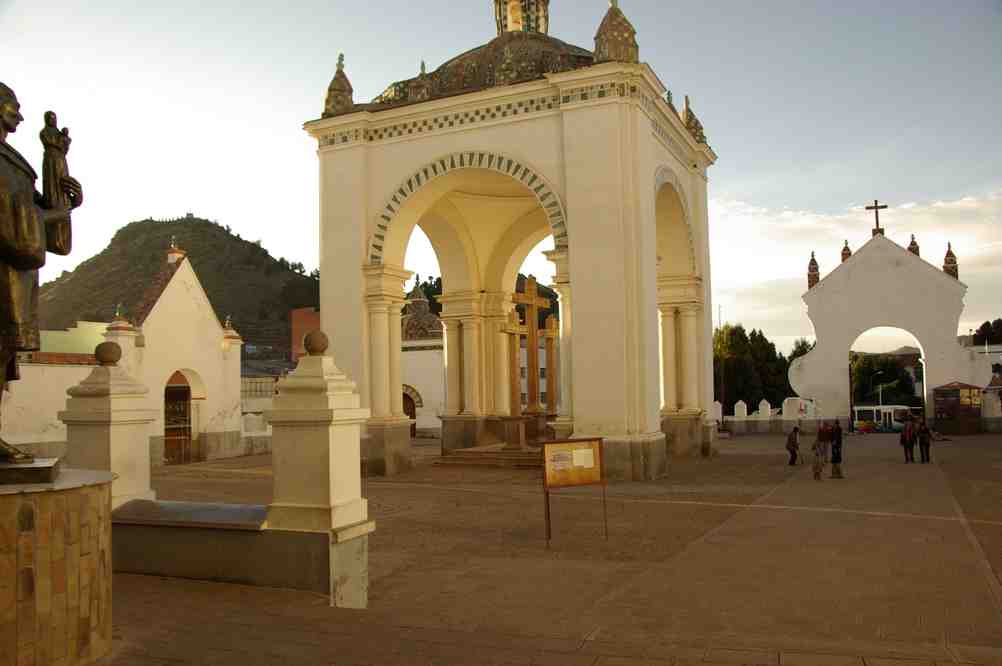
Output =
[
  {"x1": 2, "y1": 363, "x2": 94, "y2": 446},
  {"x1": 401, "y1": 343, "x2": 444, "y2": 430}
]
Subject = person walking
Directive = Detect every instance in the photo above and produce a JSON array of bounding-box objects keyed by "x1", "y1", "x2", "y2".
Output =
[
  {"x1": 830, "y1": 419, "x2": 844, "y2": 479},
  {"x1": 918, "y1": 418, "x2": 932, "y2": 464},
  {"x1": 901, "y1": 418, "x2": 916, "y2": 463},
  {"x1": 786, "y1": 426, "x2": 800, "y2": 466},
  {"x1": 813, "y1": 423, "x2": 829, "y2": 480}
]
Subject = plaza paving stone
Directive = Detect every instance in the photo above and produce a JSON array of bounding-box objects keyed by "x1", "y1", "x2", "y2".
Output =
[{"x1": 97, "y1": 433, "x2": 1002, "y2": 665}]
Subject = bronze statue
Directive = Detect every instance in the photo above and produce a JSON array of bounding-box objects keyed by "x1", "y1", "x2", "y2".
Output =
[{"x1": 0, "y1": 82, "x2": 83, "y2": 463}]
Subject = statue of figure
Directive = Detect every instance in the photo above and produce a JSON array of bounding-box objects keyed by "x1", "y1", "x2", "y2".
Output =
[
  {"x1": 40, "y1": 110, "x2": 72, "y2": 211},
  {"x1": 0, "y1": 82, "x2": 83, "y2": 462}
]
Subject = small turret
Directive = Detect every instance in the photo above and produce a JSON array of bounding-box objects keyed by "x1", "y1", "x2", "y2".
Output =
[
  {"x1": 682, "y1": 95, "x2": 707, "y2": 145},
  {"x1": 594, "y1": 0, "x2": 639, "y2": 65},
  {"x1": 943, "y1": 242, "x2": 958, "y2": 279},
  {"x1": 494, "y1": 0, "x2": 550, "y2": 35},
  {"x1": 323, "y1": 53, "x2": 354, "y2": 118},
  {"x1": 908, "y1": 234, "x2": 920, "y2": 257},
  {"x1": 841, "y1": 240, "x2": 852, "y2": 263},
  {"x1": 807, "y1": 251, "x2": 820, "y2": 289}
]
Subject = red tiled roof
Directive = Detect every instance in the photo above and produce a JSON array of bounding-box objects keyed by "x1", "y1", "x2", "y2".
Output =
[
  {"x1": 132, "y1": 257, "x2": 183, "y2": 325},
  {"x1": 18, "y1": 351, "x2": 98, "y2": 366}
]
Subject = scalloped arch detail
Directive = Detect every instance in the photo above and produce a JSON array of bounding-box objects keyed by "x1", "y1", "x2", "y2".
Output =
[
  {"x1": 368, "y1": 151, "x2": 568, "y2": 264},
  {"x1": 654, "y1": 164, "x2": 697, "y2": 276}
]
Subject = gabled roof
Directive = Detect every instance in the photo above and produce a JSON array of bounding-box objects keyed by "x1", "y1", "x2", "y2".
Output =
[
  {"x1": 933, "y1": 381, "x2": 982, "y2": 391},
  {"x1": 133, "y1": 257, "x2": 184, "y2": 325},
  {"x1": 807, "y1": 233, "x2": 966, "y2": 296}
]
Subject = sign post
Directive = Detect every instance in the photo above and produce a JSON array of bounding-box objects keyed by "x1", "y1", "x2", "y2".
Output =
[{"x1": 541, "y1": 438, "x2": 608, "y2": 545}]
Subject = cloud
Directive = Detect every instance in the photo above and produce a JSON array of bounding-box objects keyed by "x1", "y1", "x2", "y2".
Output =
[{"x1": 710, "y1": 189, "x2": 1002, "y2": 352}]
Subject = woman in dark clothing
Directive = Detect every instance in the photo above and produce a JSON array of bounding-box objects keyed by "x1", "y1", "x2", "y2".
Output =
[
  {"x1": 900, "y1": 419, "x2": 916, "y2": 463},
  {"x1": 918, "y1": 419, "x2": 932, "y2": 464}
]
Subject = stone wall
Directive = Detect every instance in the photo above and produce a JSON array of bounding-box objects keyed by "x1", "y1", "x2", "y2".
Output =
[{"x1": 0, "y1": 477, "x2": 113, "y2": 664}]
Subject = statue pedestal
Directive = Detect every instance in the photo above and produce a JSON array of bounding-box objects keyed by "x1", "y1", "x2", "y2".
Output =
[
  {"x1": 0, "y1": 457, "x2": 60, "y2": 485},
  {"x1": 0, "y1": 469, "x2": 114, "y2": 664}
]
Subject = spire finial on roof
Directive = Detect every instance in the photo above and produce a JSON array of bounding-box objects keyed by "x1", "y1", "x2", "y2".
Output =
[
  {"x1": 337, "y1": 53, "x2": 345, "y2": 71},
  {"x1": 420, "y1": 60, "x2": 426, "y2": 76}
]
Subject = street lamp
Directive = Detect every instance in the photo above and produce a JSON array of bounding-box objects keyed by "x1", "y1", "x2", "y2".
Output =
[{"x1": 869, "y1": 370, "x2": 885, "y2": 406}]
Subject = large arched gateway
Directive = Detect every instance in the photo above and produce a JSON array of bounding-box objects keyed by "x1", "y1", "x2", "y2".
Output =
[
  {"x1": 790, "y1": 230, "x2": 992, "y2": 421},
  {"x1": 305, "y1": 0, "x2": 717, "y2": 479}
]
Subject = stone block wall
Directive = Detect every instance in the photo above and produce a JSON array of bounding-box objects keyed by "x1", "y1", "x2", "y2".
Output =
[{"x1": 0, "y1": 481, "x2": 113, "y2": 664}]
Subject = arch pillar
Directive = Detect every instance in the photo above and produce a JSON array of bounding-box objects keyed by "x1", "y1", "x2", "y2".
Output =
[
  {"x1": 438, "y1": 292, "x2": 488, "y2": 451},
  {"x1": 656, "y1": 274, "x2": 704, "y2": 457},
  {"x1": 362, "y1": 264, "x2": 413, "y2": 475},
  {"x1": 544, "y1": 249, "x2": 573, "y2": 438}
]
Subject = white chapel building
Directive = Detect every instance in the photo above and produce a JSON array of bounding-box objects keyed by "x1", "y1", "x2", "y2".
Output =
[{"x1": 4, "y1": 242, "x2": 244, "y2": 465}]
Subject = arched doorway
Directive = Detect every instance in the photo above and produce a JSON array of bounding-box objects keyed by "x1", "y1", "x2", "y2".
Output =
[
  {"x1": 402, "y1": 394, "x2": 417, "y2": 437},
  {"x1": 849, "y1": 327, "x2": 926, "y2": 432},
  {"x1": 164, "y1": 371, "x2": 192, "y2": 465}
]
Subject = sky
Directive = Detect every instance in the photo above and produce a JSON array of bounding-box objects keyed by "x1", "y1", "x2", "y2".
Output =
[{"x1": 5, "y1": 0, "x2": 1001, "y2": 355}]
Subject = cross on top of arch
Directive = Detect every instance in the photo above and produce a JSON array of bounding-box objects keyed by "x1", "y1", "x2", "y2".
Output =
[{"x1": 369, "y1": 151, "x2": 568, "y2": 265}]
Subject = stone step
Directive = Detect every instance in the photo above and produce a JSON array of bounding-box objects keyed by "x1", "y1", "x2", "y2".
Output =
[{"x1": 433, "y1": 447, "x2": 544, "y2": 469}]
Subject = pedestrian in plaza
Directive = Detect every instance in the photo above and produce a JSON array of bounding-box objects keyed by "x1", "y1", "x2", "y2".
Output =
[
  {"x1": 812, "y1": 423, "x2": 829, "y2": 480},
  {"x1": 830, "y1": 419, "x2": 844, "y2": 479},
  {"x1": 786, "y1": 426, "x2": 800, "y2": 466},
  {"x1": 900, "y1": 418, "x2": 916, "y2": 463},
  {"x1": 918, "y1": 418, "x2": 932, "y2": 464}
]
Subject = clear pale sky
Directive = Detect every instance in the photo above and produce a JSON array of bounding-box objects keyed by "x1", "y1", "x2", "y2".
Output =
[{"x1": 6, "y1": 0, "x2": 1001, "y2": 354}]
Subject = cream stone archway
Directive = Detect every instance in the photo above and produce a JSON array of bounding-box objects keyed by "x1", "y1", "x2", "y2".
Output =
[
  {"x1": 653, "y1": 165, "x2": 714, "y2": 455},
  {"x1": 305, "y1": 0, "x2": 717, "y2": 479},
  {"x1": 790, "y1": 234, "x2": 992, "y2": 420}
]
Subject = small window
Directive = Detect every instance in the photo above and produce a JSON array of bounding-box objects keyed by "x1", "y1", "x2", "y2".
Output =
[
  {"x1": 520, "y1": 367, "x2": 527, "y2": 378},
  {"x1": 541, "y1": 392, "x2": 548, "y2": 403},
  {"x1": 540, "y1": 368, "x2": 546, "y2": 379}
]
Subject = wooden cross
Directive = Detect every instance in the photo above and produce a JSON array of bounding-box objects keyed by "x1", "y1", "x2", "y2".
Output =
[
  {"x1": 509, "y1": 276, "x2": 556, "y2": 415},
  {"x1": 866, "y1": 199, "x2": 888, "y2": 236}
]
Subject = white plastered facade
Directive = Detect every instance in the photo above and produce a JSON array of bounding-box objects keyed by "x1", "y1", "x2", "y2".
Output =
[
  {"x1": 789, "y1": 234, "x2": 992, "y2": 419},
  {"x1": 306, "y1": 61, "x2": 717, "y2": 479},
  {"x1": 5, "y1": 258, "x2": 243, "y2": 464}
]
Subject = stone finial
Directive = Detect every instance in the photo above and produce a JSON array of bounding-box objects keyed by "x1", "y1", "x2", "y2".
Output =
[
  {"x1": 807, "y1": 251, "x2": 820, "y2": 289},
  {"x1": 324, "y1": 53, "x2": 355, "y2": 118},
  {"x1": 682, "y1": 95, "x2": 707, "y2": 145},
  {"x1": 95, "y1": 341, "x2": 122, "y2": 366},
  {"x1": 841, "y1": 240, "x2": 852, "y2": 263},
  {"x1": 304, "y1": 330, "x2": 329, "y2": 356},
  {"x1": 420, "y1": 60, "x2": 427, "y2": 76},
  {"x1": 943, "y1": 242, "x2": 959, "y2": 279},
  {"x1": 908, "y1": 234, "x2": 920, "y2": 257},
  {"x1": 594, "y1": 0, "x2": 639, "y2": 65},
  {"x1": 494, "y1": 0, "x2": 550, "y2": 35}
]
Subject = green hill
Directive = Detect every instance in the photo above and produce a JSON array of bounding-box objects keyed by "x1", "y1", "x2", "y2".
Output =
[{"x1": 39, "y1": 215, "x2": 318, "y2": 359}]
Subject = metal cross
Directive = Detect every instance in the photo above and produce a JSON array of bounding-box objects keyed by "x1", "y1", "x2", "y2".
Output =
[{"x1": 865, "y1": 199, "x2": 888, "y2": 235}]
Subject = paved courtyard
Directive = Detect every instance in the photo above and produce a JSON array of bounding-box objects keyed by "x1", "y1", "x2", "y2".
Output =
[{"x1": 101, "y1": 433, "x2": 1002, "y2": 665}]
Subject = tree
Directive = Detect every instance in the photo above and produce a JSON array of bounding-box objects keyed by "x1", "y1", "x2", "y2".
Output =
[
  {"x1": 418, "y1": 276, "x2": 443, "y2": 315},
  {"x1": 992, "y1": 318, "x2": 1002, "y2": 344},
  {"x1": 974, "y1": 321, "x2": 992, "y2": 345},
  {"x1": 850, "y1": 353, "x2": 920, "y2": 407},
  {"x1": 789, "y1": 337, "x2": 815, "y2": 362}
]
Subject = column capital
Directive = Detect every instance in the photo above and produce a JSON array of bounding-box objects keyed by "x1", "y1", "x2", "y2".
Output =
[
  {"x1": 543, "y1": 248, "x2": 570, "y2": 284},
  {"x1": 363, "y1": 262, "x2": 412, "y2": 299},
  {"x1": 657, "y1": 303, "x2": 678, "y2": 316},
  {"x1": 678, "y1": 303, "x2": 702, "y2": 316}
]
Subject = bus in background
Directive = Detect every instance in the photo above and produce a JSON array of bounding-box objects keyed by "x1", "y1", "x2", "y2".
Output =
[{"x1": 853, "y1": 405, "x2": 924, "y2": 433}]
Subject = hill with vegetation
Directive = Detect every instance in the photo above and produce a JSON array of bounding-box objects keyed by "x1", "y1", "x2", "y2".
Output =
[{"x1": 39, "y1": 215, "x2": 318, "y2": 358}]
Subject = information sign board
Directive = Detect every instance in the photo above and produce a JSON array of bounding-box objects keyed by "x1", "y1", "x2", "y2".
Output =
[{"x1": 543, "y1": 438, "x2": 604, "y2": 488}]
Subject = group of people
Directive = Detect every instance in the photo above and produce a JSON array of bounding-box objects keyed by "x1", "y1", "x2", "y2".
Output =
[
  {"x1": 784, "y1": 416, "x2": 935, "y2": 478},
  {"x1": 900, "y1": 418, "x2": 933, "y2": 464},
  {"x1": 786, "y1": 420, "x2": 844, "y2": 480}
]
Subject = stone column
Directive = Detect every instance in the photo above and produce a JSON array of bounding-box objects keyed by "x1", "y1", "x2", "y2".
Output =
[
  {"x1": 60, "y1": 341, "x2": 158, "y2": 510},
  {"x1": 443, "y1": 318, "x2": 462, "y2": 414},
  {"x1": 388, "y1": 300, "x2": 404, "y2": 417},
  {"x1": 680, "y1": 304, "x2": 702, "y2": 412},
  {"x1": 460, "y1": 318, "x2": 482, "y2": 415},
  {"x1": 495, "y1": 318, "x2": 510, "y2": 416},
  {"x1": 545, "y1": 249, "x2": 573, "y2": 437},
  {"x1": 265, "y1": 331, "x2": 373, "y2": 608},
  {"x1": 659, "y1": 305, "x2": 678, "y2": 412},
  {"x1": 368, "y1": 301, "x2": 391, "y2": 418}
]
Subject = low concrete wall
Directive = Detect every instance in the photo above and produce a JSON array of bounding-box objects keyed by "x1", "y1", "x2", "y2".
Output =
[
  {"x1": 112, "y1": 501, "x2": 329, "y2": 594},
  {"x1": 724, "y1": 418, "x2": 825, "y2": 437},
  {"x1": 20, "y1": 433, "x2": 271, "y2": 467},
  {"x1": 983, "y1": 417, "x2": 1002, "y2": 433}
]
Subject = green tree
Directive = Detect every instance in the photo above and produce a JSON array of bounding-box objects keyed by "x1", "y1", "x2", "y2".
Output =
[{"x1": 851, "y1": 353, "x2": 920, "y2": 407}]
